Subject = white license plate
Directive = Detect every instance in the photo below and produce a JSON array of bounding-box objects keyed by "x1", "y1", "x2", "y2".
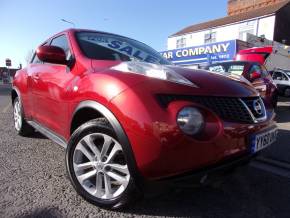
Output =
[{"x1": 251, "y1": 128, "x2": 278, "y2": 153}]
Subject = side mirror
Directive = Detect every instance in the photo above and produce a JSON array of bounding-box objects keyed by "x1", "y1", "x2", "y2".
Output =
[
  {"x1": 250, "y1": 71, "x2": 261, "y2": 81},
  {"x1": 36, "y1": 45, "x2": 67, "y2": 65}
]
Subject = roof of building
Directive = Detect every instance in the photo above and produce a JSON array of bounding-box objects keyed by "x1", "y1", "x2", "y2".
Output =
[{"x1": 171, "y1": 0, "x2": 290, "y2": 37}]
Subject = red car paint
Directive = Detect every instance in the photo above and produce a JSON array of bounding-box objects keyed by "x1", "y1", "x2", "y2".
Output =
[
  {"x1": 13, "y1": 29, "x2": 277, "y2": 179},
  {"x1": 206, "y1": 61, "x2": 278, "y2": 109},
  {"x1": 235, "y1": 46, "x2": 273, "y2": 65}
]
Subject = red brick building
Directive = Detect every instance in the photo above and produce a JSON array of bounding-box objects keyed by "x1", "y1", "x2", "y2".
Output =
[{"x1": 228, "y1": 0, "x2": 287, "y2": 15}]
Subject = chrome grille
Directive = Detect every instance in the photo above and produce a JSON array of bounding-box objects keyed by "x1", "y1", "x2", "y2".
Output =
[{"x1": 156, "y1": 95, "x2": 267, "y2": 124}]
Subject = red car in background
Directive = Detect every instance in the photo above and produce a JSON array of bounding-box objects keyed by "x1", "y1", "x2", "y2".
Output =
[
  {"x1": 12, "y1": 29, "x2": 278, "y2": 209},
  {"x1": 206, "y1": 61, "x2": 278, "y2": 109}
]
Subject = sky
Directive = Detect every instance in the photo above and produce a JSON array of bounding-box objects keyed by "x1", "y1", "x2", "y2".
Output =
[{"x1": 0, "y1": 0, "x2": 227, "y2": 68}]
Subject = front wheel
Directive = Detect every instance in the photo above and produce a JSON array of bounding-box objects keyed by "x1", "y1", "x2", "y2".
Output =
[{"x1": 66, "y1": 118, "x2": 141, "y2": 209}]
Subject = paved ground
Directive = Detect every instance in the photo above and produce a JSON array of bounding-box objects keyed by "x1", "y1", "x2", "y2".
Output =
[
  {"x1": 263, "y1": 98, "x2": 290, "y2": 163},
  {"x1": 1, "y1": 85, "x2": 290, "y2": 218}
]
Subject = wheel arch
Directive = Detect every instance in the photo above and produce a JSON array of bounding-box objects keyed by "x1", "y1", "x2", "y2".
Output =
[
  {"x1": 70, "y1": 100, "x2": 143, "y2": 184},
  {"x1": 11, "y1": 87, "x2": 21, "y2": 104}
]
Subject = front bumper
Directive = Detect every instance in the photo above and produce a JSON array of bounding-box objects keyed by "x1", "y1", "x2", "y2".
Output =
[
  {"x1": 157, "y1": 151, "x2": 256, "y2": 184},
  {"x1": 109, "y1": 81, "x2": 277, "y2": 180}
]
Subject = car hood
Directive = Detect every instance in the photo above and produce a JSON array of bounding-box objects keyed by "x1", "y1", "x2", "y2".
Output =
[
  {"x1": 167, "y1": 66, "x2": 258, "y2": 97},
  {"x1": 91, "y1": 60, "x2": 258, "y2": 97}
]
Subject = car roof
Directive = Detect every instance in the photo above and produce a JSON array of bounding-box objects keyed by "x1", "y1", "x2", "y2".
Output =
[
  {"x1": 53, "y1": 28, "x2": 146, "y2": 45},
  {"x1": 42, "y1": 28, "x2": 156, "y2": 54}
]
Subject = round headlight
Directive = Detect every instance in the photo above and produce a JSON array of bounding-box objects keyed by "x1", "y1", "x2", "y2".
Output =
[{"x1": 177, "y1": 107, "x2": 204, "y2": 135}]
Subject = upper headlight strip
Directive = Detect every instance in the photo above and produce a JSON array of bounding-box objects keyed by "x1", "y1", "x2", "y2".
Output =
[{"x1": 111, "y1": 61, "x2": 198, "y2": 88}]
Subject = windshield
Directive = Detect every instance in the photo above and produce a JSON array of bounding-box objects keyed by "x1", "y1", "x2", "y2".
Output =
[
  {"x1": 208, "y1": 62, "x2": 246, "y2": 76},
  {"x1": 285, "y1": 71, "x2": 290, "y2": 77},
  {"x1": 76, "y1": 32, "x2": 171, "y2": 65}
]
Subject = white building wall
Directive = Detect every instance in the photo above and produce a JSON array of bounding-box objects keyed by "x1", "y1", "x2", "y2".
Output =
[
  {"x1": 167, "y1": 15, "x2": 275, "y2": 50},
  {"x1": 257, "y1": 16, "x2": 276, "y2": 40}
]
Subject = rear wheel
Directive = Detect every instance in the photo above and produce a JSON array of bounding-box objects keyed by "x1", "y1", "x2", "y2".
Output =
[
  {"x1": 66, "y1": 118, "x2": 141, "y2": 209},
  {"x1": 13, "y1": 97, "x2": 34, "y2": 136}
]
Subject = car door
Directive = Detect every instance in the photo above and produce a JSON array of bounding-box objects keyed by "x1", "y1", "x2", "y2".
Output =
[
  {"x1": 272, "y1": 71, "x2": 288, "y2": 94},
  {"x1": 31, "y1": 34, "x2": 75, "y2": 137},
  {"x1": 26, "y1": 42, "x2": 48, "y2": 119}
]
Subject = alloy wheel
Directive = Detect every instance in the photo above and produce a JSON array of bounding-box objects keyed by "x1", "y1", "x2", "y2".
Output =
[
  {"x1": 14, "y1": 100, "x2": 22, "y2": 131},
  {"x1": 73, "y1": 133, "x2": 130, "y2": 200}
]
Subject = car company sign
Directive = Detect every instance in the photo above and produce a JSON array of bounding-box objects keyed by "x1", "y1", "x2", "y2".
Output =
[{"x1": 160, "y1": 40, "x2": 237, "y2": 65}]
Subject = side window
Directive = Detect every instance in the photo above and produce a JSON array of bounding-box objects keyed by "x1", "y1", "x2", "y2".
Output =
[
  {"x1": 208, "y1": 65, "x2": 226, "y2": 73},
  {"x1": 249, "y1": 65, "x2": 262, "y2": 76},
  {"x1": 228, "y1": 65, "x2": 245, "y2": 76},
  {"x1": 273, "y1": 72, "x2": 282, "y2": 80},
  {"x1": 260, "y1": 65, "x2": 269, "y2": 78},
  {"x1": 282, "y1": 73, "x2": 289, "y2": 81},
  {"x1": 31, "y1": 42, "x2": 48, "y2": 64},
  {"x1": 50, "y1": 35, "x2": 71, "y2": 60}
]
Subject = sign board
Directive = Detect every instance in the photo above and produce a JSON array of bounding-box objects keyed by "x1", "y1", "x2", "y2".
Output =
[
  {"x1": 160, "y1": 40, "x2": 237, "y2": 66},
  {"x1": 5, "y1": 58, "x2": 11, "y2": 67}
]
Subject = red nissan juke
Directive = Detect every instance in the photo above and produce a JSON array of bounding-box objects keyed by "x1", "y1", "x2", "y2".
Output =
[{"x1": 12, "y1": 29, "x2": 278, "y2": 209}]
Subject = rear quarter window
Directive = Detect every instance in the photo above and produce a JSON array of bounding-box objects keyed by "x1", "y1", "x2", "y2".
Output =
[
  {"x1": 209, "y1": 65, "x2": 226, "y2": 73},
  {"x1": 228, "y1": 65, "x2": 244, "y2": 76}
]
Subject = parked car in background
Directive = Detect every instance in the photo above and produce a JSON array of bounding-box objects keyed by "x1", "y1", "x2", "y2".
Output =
[
  {"x1": 205, "y1": 61, "x2": 278, "y2": 109},
  {"x1": 236, "y1": 46, "x2": 290, "y2": 72},
  {"x1": 12, "y1": 29, "x2": 278, "y2": 209},
  {"x1": 270, "y1": 69, "x2": 290, "y2": 97}
]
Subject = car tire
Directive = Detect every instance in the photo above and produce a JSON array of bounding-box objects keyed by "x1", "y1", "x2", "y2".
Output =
[
  {"x1": 272, "y1": 92, "x2": 278, "y2": 109},
  {"x1": 66, "y1": 118, "x2": 142, "y2": 209},
  {"x1": 13, "y1": 97, "x2": 34, "y2": 136},
  {"x1": 284, "y1": 87, "x2": 290, "y2": 97}
]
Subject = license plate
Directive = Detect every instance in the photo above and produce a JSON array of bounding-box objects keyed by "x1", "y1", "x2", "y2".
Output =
[{"x1": 251, "y1": 127, "x2": 278, "y2": 153}]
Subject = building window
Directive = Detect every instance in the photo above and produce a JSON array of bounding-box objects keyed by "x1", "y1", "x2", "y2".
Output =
[
  {"x1": 176, "y1": 37, "x2": 186, "y2": 48},
  {"x1": 204, "y1": 31, "x2": 216, "y2": 44},
  {"x1": 239, "y1": 21, "x2": 255, "y2": 41}
]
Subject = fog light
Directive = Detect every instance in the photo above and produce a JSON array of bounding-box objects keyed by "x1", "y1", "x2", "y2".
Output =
[{"x1": 177, "y1": 107, "x2": 204, "y2": 135}]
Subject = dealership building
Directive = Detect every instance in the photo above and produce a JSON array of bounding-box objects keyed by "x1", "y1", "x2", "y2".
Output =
[
  {"x1": 161, "y1": 0, "x2": 290, "y2": 68},
  {"x1": 0, "y1": 67, "x2": 18, "y2": 83}
]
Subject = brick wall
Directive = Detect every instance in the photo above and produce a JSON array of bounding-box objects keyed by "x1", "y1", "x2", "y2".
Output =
[{"x1": 228, "y1": 0, "x2": 286, "y2": 15}]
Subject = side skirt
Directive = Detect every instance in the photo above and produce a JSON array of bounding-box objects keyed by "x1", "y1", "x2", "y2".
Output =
[{"x1": 27, "y1": 120, "x2": 67, "y2": 149}]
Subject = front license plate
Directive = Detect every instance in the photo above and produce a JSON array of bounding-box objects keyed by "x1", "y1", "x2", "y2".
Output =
[{"x1": 251, "y1": 127, "x2": 278, "y2": 153}]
